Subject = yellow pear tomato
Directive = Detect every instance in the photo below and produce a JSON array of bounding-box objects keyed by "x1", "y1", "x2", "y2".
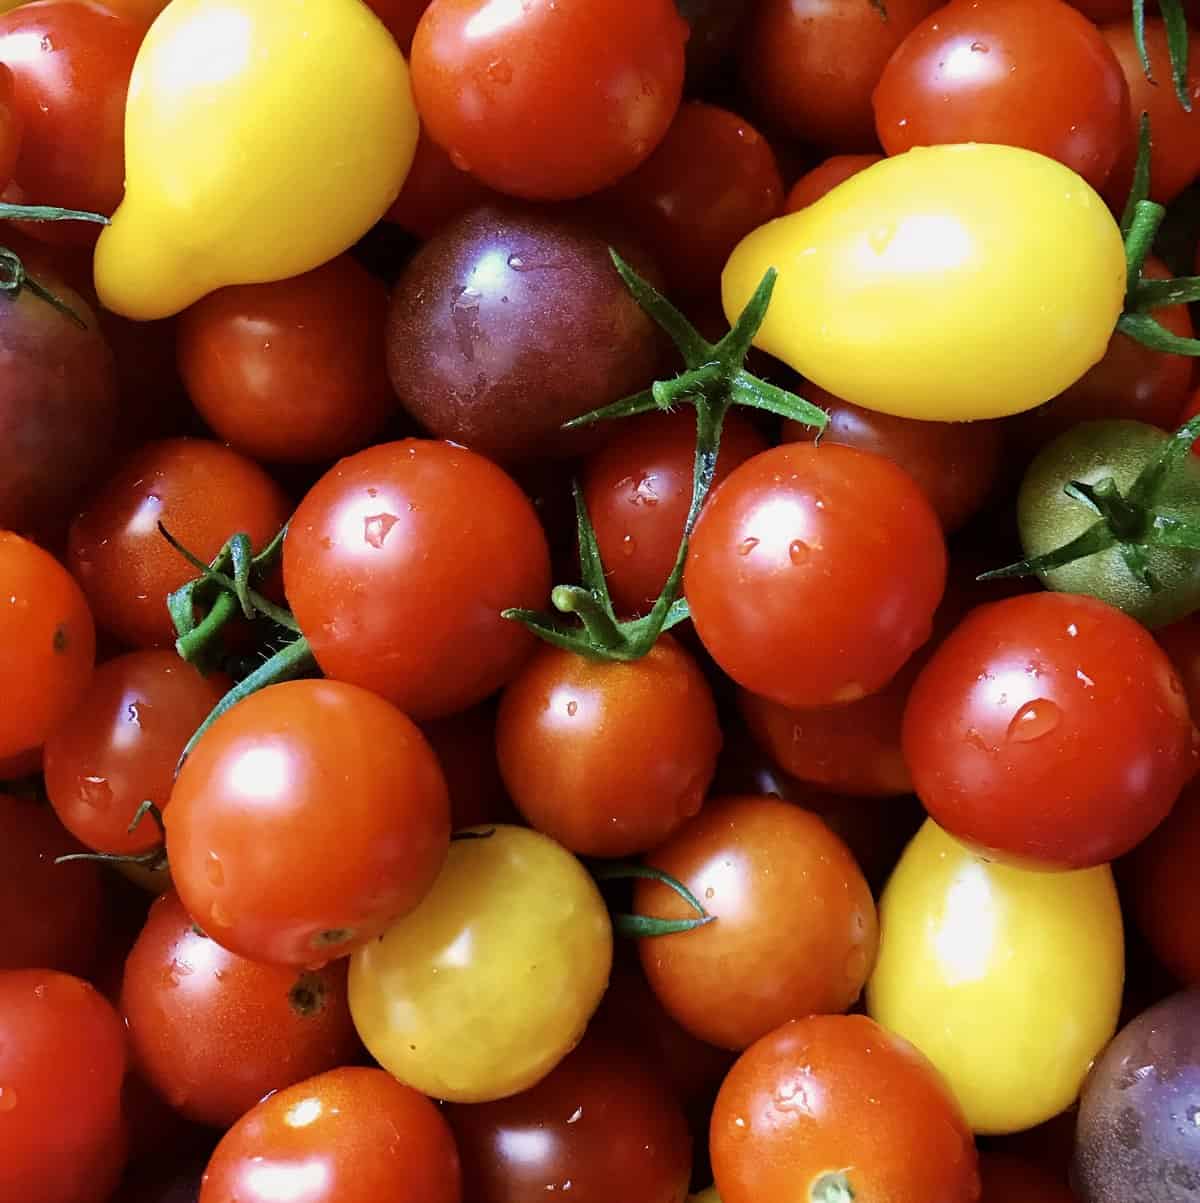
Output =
[
  {"x1": 94, "y1": 0, "x2": 418, "y2": 320},
  {"x1": 866, "y1": 819, "x2": 1124, "y2": 1135},
  {"x1": 722, "y1": 143, "x2": 1127, "y2": 421},
  {"x1": 348, "y1": 825, "x2": 613, "y2": 1104}
]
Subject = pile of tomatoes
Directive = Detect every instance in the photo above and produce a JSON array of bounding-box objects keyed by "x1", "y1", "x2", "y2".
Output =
[{"x1": 2, "y1": 0, "x2": 1200, "y2": 1200}]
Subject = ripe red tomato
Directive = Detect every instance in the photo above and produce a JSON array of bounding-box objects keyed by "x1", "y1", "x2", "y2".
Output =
[
  {"x1": 199, "y1": 1066, "x2": 462, "y2": 1203},
  {"x1": 382, "y1": 125, "x2": 495, "y2": 239},
  {"x1": 283, "y1": 439, "x2": 551, "y2": 721},
  {"x1": 495, "y1": 635, "x2": 722, "y2": 858},
  {"x1": 903, "y1": 591, "x2": 1195, "y2": 868},
  {"x1": 684, "y1": 442, "x2": 947, "y2": 708},
  {"x1": 1157, "y1": 611, "x2": 1200, "y2": 721},
  {"x1": 410, "y1": 0, "x2": 688, "y2": 201},
  {"x1": 784, "y1": 152, "x2": 882, "y2": 211},
  {"x1": 710, "y1": 1014, "x2": 980, "y2": 1203},
  {"x1": 0, "y1": 65, "x2": 23, "y2": 195},
  {"x1": 418, "y1": 702, "x2": 518, "y2": 831},
  {"x1": 0, "y1": 531, "x2": 95, "y2": 758},
  {"x1": 166, "y1": 679, "x2": 451, "y2": 966}
]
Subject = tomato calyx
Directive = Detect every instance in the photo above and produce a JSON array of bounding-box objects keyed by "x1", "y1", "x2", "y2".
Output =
[
  {"x1": 810, "y1": 1170, "x2": 856, "y2": 1203},
  {"x1": 1133, "y1": 0, "x2": 1192, "y2": 112},
  {"x1": 591, "y1": 861, "x2": 715, "y2": 938},
  {"x1": 504, "y1": 251, "x2": 826, "y2": 662}
]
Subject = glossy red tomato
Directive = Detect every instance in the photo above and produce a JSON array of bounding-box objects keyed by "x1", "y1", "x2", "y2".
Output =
[
  {"x1": 0, "y1": 969, "x2": 128, "y2": 1203},
  {"x1": 710, "y1": 1014, "x2": 980, "y2": 1203},
  {"x1": 873, "y1": 0, "x2": 1129, "y2": 191},
  {"x1": 176, "y1": 255, "x2": 396, "y2": 464},
  {"x1": 410, "y1": 0, "x2": 688, "y2": 200},
  {"x1": 684, "y1": 442, "x2": 947, "y2": 708},
  {"x1": 382, "y1": 125, "x2": 495, "y2": 239},
  {"x1": 0, "y1": 65, "x2": 23, "y2": 195},
  {"x1": 68, "y1": 438, "x2": 291, "y2": 649},
  {"x1": 418, "y1": 702, "x2": 517, "y2": 831},
  {"x1": 495, "y1": 635, "x2": 721, "y2": 858},
  {"x1": 166, "y1": 679, "x2": 451, "y2": 966},
  {"x1": 636, "y1": 797, "x2": 879, "y2": 1051},
  {"x1": 283, "y1": 439, "x2": 551, "y2": 721},
  {"x1": 784, "y1": 152, "x2": 882, "y2": 211},
  {"x1": 199, "y1": 1066, "x2": 462, "y2": 1203},
  {"x1": 1157, "y1": 610, "x2": 1200, "y2": 719},
  {"x1": 581, "y1": 410, "x2": 768, "y2": 617},
  {"x1": 903, "y1": 591, "x2": 1195, "y2": 868},
  {"x1": 0, "y1": 531, "x2": 95, "y2": 758},
  {"x1": 447, "y1": 1035, "x2": 692, "y2": 1203},
  {"x1": 121, "y1": 890, "x2": 362, "y2": 1127},
  {"x1": 44, "y1": 651, "x2": 229, "y2": 856}
]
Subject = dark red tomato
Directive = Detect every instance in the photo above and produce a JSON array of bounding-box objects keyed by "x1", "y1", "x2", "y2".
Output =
[
  {"x1": 495, "y1": 635, "x2": 721, "y2": 858},
  {"x1": 364, "y1": 0, "x2": 429, "y2": 51},
  {"x1": 739, "y1": 0, "x2": 941, "y2": 150},
  {"x1": 447, "y1": 1035, "x2": 692, "y2": 1203},
  {"x1": 383, "y1": 125, "x2": 495, "y2": 239},
  {"x1": 0, "y1": 793, "x2": 106, "y2": 976},
  {"x1": 0, "y1": 969, "x2": 128, "y2": 1203},
  {"x1": 874, "y1": 0, "x2": 1129, "y2": 191},
  {"x1": 1064, "y1": 0, "x2": 1126, "y2": 20},
  {"x1": 903, "y1": 591, "x2": 1195, "y2": 868},
  {"x1": 418, "y1": 702, "x2": 517, "y2": 831},
  {"x1": 0, "y1": 64, "x2": 23, "y2": 193},
  {"x1": 0, "y1": 1, "x2": 147, "y2": 241},
  {"x1": 581, "y1": 409, "x2": 768, "y2": 617},
  {"x1": 1157, "y1": 611, "x2": 1200, "y2": 719},
  {"x1": 979, "y1": 1153, "x2": 1077, "y2": 1202},
  {"x1": 782, "y1": 384, "x2": 1004, "y2": 533},
  {"x1": 166, "y1": 679, "x2": 451, "y2": 966},
  {"x1": 0, "y1": 746, "x2": 41, "y2": 781},
  {"x1": 600, "y1": 101, "x2": 784, "y2": 299},
  {"x1": 710, "y1": 1014, "x2": 980, "y2": 1203},
  {"x1": 176, "y1": 255, "x2": 395, "y2": 465},
  {"x1": 121, "y1": 891, "x2": 362, "y2": 1128},
  {"x1": 0, "y1": 531, "x2": 95, "y2": 758},
  {"x1": 68, "y1": 438, "x2": 291, "y2": 650},
  {"x1": 1102, "y1": 19, "x2": 1200, "y2": 206},
  {"x1": 44, "y1": 651, "x2": 229, "y2": 856},
  {"x1": 410, "y1": 0, "x2": 688, "y2": 200},
  {"x1": 199, "y1": 1066, "x2": 462, "y2": 1203},
  {"x1": 635, "y1": 797, "x2": 878, "y2": 1052},
  {"x1": 283, "y1": 439, "x2": 551, "y2": 721},
  {"x1": 684, "y1": 442, "x2": 947, "y2": 708},
  {"x1": 784, "y1": 152, "x2": 882, "y2": 211}
]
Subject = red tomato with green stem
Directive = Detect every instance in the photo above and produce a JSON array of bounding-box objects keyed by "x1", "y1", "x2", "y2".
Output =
[{"x1": 784, "y1": 153, "x2": 882, "y2": 211}]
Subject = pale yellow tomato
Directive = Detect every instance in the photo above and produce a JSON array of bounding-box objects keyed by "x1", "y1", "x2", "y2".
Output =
[
  {"x1": 348, "y1": 825, "x2": 613, "y2": 1104},
  {"x1": 866, "y1": 819, "x2": 1124, "y2": 1135},
  {"x1": 722, "y1": 143, "x2": 1127, "y2": 421}
]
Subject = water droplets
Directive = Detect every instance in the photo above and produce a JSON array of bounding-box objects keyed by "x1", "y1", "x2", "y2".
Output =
[
  {"x1": 363, "y1": 512, "x2": 399, "y2": 550},
  {"x1": 486, "y1": 57, "x2": 512, "y2": 84},
  {"x1": 970, "y1": 40, "x2": 989, "y2": 51},
  {"x1": 210, "y1": 902, "x2": 232, "y2": 929},
  {"x1": 788, "y1": 539, "x2": 810, "y2": 566},
  {"x1": 205, "y1": 852, "x2": 225, "y2": 888},
  {"x1": 0, "y1": 1086, "x2": 17, "y2": 1113},
  {"x1": 1006, "y1": 698, "x2": 1061, "y2": 743},
  {"x1": 79, "y1": 776, "x2": 112, "y2": 810},
  {"x1": 566, "y1": 700, "x2": 579, "y2": 718},
  {"x1": 620, "y1": 534, "x2": 636, "y2": 558},
  {"x1": 737, "y1": 537, "x2": 759, "y2": 556}
]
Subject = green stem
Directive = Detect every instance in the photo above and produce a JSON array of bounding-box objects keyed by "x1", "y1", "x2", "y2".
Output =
[
  {"x1": 1125, "y1": 200, "x2": 1167, "y2": 292},
  {"x1": 175, "y1": 589, "x2": 240, "y2": 664},
  {"x1": 551, "y1": 586, "x2": 623, "y2": 650},
  {"x1": 0, "y1": 202, "x2": 109, "y2": 225}
]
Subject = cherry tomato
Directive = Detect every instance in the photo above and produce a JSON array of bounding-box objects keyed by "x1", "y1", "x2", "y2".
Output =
[
  {"x1": 121, "y1": 890, "x2": 362, "y2": 1128},
  {"x1": 365, "y1": 0, "x2": 430, "y2": 52},
  {"x1": 1157, "y1": 611, "x2": 1200, "y2": 725},
  {"x1": 978, "y1": 1153, "x2": 1078, "y2": 1202},
  {"x1": 418, "y1": 702, "x2": 517, "y2": 831},
  {"x1": 710, "y1": 1014, "x2": 980, "y2": 1203},
  {"x1": 349, "y1": 825, "x2": 612, "y2": 1104},
  {"x1": 636, "y1": 796, "x2": 878, "y2": 1051},
  {"x1": 382, "y1": 124, "x2": 494, "y2": 239},
  {"x1": 902, "y1": 591, "x2": 1195, "y2": 868},
  {"x1": 44, "y1": 651, "x2": 229, "y2": 856},
  {"x1": 0, "y1": 969, "x2": 128, "y2": 1203},
  {"x1": 495, "y1": 635, "x2": 722, "y2": 858},
  {"x1": 0, "y1": 531, "x2": 95, "y2": 758},
  {"x1": 684, "y1": 442, "x2": 947, "y2": 708},
  {"x1": 581, "y1": 410, "x2": 768, "y2": 617},
  {"x1": 198, "y1": 1066, "x2": 462, "y2": 1203},
  {"x1": 68, "y1": 438, "x2": 291, "y2": 650},
  {"x1": 166, "y1": 679, "x2": 451, "y2": 966},
  {"x1": 283, "y1": 439, "x2": 551, "y2": 721},
  {"x1": 410, "y1": 0, "x2": 688, "y2": 200},
  {"x1": 0, "y1": 64, "x2": 23, "y2": 194},
  {"x1": 873, "y1": 0, "x2": 1129, "y2": 192},
  {"x1": 176, "y1": 255, "x2": 395, "y2": 464},
  {"x1": 784, "y1": 152, "x2": 882, "y2": 211}
]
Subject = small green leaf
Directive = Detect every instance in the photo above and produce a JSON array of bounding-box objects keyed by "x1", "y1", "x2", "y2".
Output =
[
  {"x1": 1118, "y1": 312, "x2": 1200, "y2": 356},
  {"x1": 609, "y1": 248, "x2": 711, "y2": 366},
  {"x1": 1160, "y1": 0, "x2": 1193, "y2": 112},
  {"x1": 977, "y1": 520, "x2": 1119, "y2": 580}
]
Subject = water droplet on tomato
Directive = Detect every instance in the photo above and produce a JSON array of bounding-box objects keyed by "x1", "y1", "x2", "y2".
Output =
[
  {"x1": 620, "y1": 534, "x2": 636, "y2": 558},
  {"x1": 1006, "y1": 698, "x2": 1061, "y2": 743},
  {"x1": 844, "y1": 945, "x2": 869, "y2": 986},
  {"x1": 0, "y1": 1086, "x2": 17, "y2": 1113},
  {"x1": 210, "y1": 902, "x2": 232, "y2": 929},
  {"x1": 970, "y1": 40, "x2": 989, "y2": 51},
  {"x1": 566, "y1": 700, "x2": 578, "y2": 717},
  {"x1": 788, "y1": 539, "x2": 810, "y2": 565},
  {"x1": 831, "y1": 682, "x2": 865, "y2": 703},
  {"x1": 737, "y1": 537, "x2": 759, "y2": 556},
  {"x1": 79, "y1": 776, "x2": 112, "y2": 810},
  {"x1": 205, "y1": 852, "x2": 224, "y2": 887},
  {"x1": 363, "y1": 512, "x2": 399, "y2": 549},
  {"x1": 867, "y1": 224, "x2": 895, "y2": 254},
  {"x1": 449, "y1": 148, "x2": 472, "y2": 172}
]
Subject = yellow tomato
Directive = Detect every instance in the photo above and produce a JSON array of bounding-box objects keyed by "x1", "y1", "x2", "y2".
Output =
[
  {"x1": 348, "y1": 825, "x2": 613, "y2": 1104},
  {"x1": 722, "y1": 143, "x2": 1126, "y2": 421},
  {"x1": 94, "y1": 0, "x2": 417, "y2": 320},
  {"x1": 866, "y1": 820, "x2": 1123, "y2": 1135}
]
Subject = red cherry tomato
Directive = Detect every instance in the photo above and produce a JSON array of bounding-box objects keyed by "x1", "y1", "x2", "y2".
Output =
[
  {"x1": 1157, "y1": 610, "x2": 1200, "y2": 718},
  {"x1": 784, "y1": 152, "x2": 882, "y2": 211},
  {"x1": 417, "y1": 702, "x2": 518, "y2": 831},
  {"x1": 0, "y1": 64, "x2": 24, "y2": 194},
  {"x1": 383, "y1": 125, "x2": 495, "y2": 239}
]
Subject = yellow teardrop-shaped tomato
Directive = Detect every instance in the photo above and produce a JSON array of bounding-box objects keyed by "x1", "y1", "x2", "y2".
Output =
[
  {"x1": 722, "y1": 143, "x2": 1126, "y2": 422},
  {"x1": 866, "y1": 818, "x2": 1124, "y2": 1135}
]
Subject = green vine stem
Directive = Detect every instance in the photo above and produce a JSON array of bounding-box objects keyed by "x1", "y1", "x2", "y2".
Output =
[
  {"x1": 54, "y1": 799, "x2": 169, "y2": 873},
  {"x1": 1133, "y1": 0, "x2": 1192, "y2": 113},
  {"x1": 591, "y1": 862, "x2": 717, "y2": 938}
]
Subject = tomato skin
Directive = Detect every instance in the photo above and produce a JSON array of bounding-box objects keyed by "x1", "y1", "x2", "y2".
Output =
[
  {"x1": 121, "y1": 891, "x2": 362, "y2": 1128},
  {"x1": 349, "y1": 825, "x2": 612, "y2": 1104},
  {"x1": 176, "y1": 255, "x2": 396, "y2": 465},
  {"x1": 636, "y1": 797, "x2": 879, "y2": 1052},
  {"x1": 382, "y1": 124, "x2": 494, "y2": 239},
  {"x1": 495, "y1": 636, "x2": 722, "y2": 858},
  {"x1": 0, "y1": 64, "x2": 21, "y2": 195},
  {"x1": 199, "y1": 1066, "x2": 462, "y2": 1203},
  {"x1": 710, "y1": 1014, "x2": 980, "y2": 1203},
  {"x1": 685, "y1": 442, "x2": 947, "y2": 708},
  {"x1": 44, "y1": 651, "x2": 229, "y2": 856},
  {"x1": 410, "y1": 0, "x2": 688, "y2": 200},
  {"x1": 365, "y1": 0, "x2": 429, "y2": 51},
  {"x1": 418, "y1": 702, "x2": 517, "y2": 831},
  {"x1": 0, "y1": 969, "x2": 128, "y2": 1203},
  {"x1": 904, "y1": 592, "x2": 1193, "y2": 868},
  {"x1": 166, "y1": 679, "x2": 451, "y2": 966},
  {"x1": 866, "y1": 820, "x2": 1125, "y2": 1135},
  {"x1": 1157, "y1": 613, "x2": 1200, "y2": 732},
  {"x1": 784, "y1": 153, "x2": 882, "y2": 211},
  {"x1": 0, "y1": 531, "x2": 95, "y2": 759}
]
